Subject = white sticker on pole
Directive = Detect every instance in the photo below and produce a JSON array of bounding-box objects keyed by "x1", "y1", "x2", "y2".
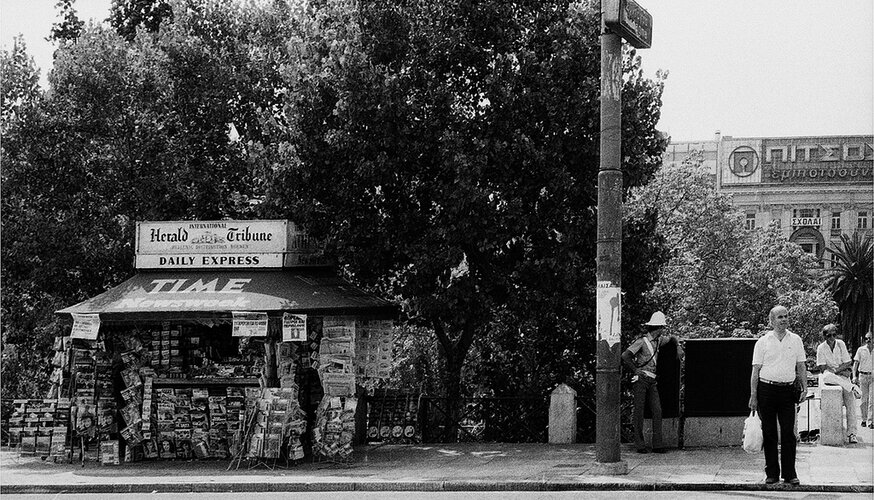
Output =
[
  {"x1": 282, "y1": 313, "x2": 307, "y2": 342},
  {"x1": 596, "y1": 281, "x2": 621, "y2": 347},
  {"x1": 71, "y1": 313, "x2": 101, "y2": 340},
  {"x1": 232, "y1": 311, "x2": 268, "y2": 337}
]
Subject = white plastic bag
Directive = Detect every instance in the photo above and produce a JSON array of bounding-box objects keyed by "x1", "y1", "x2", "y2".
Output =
[{"x1": 743, "y1": 411, "x2": 763, "y2": 453}]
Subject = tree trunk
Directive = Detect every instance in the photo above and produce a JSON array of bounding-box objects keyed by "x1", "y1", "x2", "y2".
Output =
[
  {"x1": 444, "y1": 349, "x2": 463, "y2": 443},
  {"x1": 433, "y1": 319, "x2": 476, "y2": 443}
]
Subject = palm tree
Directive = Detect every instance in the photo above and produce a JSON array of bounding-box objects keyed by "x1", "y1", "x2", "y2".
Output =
[{"x1": 826, "y1": 232, "x2": 874, "y2": 354}]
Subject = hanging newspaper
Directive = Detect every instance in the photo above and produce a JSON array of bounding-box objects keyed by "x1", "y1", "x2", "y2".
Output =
[
  {"x1": 319, "y1": 317, "x2": 356, "y2": 396},
  {"x1": 231, "y1": 311, "x2": 268, "y2": 337},
  {"x1": 282, "y1": 313, "x2": 307, "y2": 342},
  {"x1": 71, "y1": 313, "x2": 101, "y2": 340},
  {"x1": 355, "y1": 319, "x2": 394, "y2": 379}
]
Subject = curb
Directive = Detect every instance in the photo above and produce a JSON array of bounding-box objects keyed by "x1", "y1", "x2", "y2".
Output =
[{"x1": 2, "y1": 481, "x2": 872, "y2": 494}]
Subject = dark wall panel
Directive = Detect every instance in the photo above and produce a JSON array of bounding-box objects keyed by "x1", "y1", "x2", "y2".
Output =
[{"x1": 684, "y1": 338, "x2": 757, "y2": 417}]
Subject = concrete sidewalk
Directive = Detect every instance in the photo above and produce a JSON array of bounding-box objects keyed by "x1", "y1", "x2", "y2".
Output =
[{"x1": 1, "y1": 435, "x2": 872, "y2": 494}]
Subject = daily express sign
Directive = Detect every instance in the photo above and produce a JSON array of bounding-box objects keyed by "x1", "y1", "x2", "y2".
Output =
[{"x1": 135, "y1": 220, "x2": 322, "y2": 269}]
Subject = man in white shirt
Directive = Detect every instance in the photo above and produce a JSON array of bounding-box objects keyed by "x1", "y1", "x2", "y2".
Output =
[
  {"x1": 749, "y1": 305, "x2": 807, "y2": 486},
  {"x1": 816, "y1": 324, "x2": 858, "y2": 444},
  {"x1": 852, "y1": 332, "x2": 874, "y2": 428}
]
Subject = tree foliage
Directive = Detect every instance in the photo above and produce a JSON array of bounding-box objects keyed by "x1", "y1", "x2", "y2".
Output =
[
  {"x1": 110, "y1": 0, "x2": 174, "y2": 41},
  {"x1": 0, "y1": 37, "x2": 42, "y2": 134},
  {"x1": 826, "y1": 232, "x2": 874, "y2": 353},
  {"x1": 625, "y1": 157, "x2": 837, "y2": 352},
  {"x1": 1, "y1": 38, "x2": 54, "y2": 398},
  {"x1": 1, "y1": 0, "x2": 293, "y2": 398},
  {"x1": 259, "y1": 0, "x2": 668, "y2": 399},
  {"x1": 3, "y1": 0, "x2": 669, "y2": 403},
  {"x1": 51, "y1": 0, "x2": 86, "y2": 42}
]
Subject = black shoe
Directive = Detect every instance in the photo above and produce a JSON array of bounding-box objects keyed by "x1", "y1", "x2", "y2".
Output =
[
  {"x1": 785, "y1": 477, "x2": 800, "y2": 486},
  {"x1": 765, "y1": 477, "x2": 779, "y2": 484},
  {"x1": 652, "y1": 448, "x2": 667, "y2": 453},
  {"x1": 636, "y1": 448, "x2": 649, "y2": 454}
]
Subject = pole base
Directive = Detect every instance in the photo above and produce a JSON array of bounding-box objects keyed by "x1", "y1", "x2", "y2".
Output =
[{"x1": 590, "y1": 460, "x2": 629, "y2": 475}]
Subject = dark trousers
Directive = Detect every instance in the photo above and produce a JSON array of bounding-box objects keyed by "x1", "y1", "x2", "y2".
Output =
[
  {"x1": 632, "y1": 376, "x2": 663, "y2": 450},
  {"x1": 757, "y1": 381, "x2": 797, "y2": 480}
]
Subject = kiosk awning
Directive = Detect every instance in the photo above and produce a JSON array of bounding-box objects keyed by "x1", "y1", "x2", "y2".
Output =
[{"x1": 56, "y1": 270, "x2": 396, "y2": 322}]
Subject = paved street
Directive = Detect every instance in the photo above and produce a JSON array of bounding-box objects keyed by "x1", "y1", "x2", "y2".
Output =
[
  {"x1": 3, "y1": 492, "x2": 872, "y2": 500},
  {"x1": 1, "y1": 435, "x2": 871, "y2": 495}
]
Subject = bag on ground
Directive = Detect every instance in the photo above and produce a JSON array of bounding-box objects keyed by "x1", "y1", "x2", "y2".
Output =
[{"x1": 742, "y1": 411, "x2": 763, "y2": 453}]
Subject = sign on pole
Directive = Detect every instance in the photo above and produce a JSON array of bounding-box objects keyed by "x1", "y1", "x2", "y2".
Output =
[
  {"x1": 603, "y1": 0, "x2": 653, "y2": 49},
  {"x1": 596, "y1": 282, "x2": 622, "y2": 348}
]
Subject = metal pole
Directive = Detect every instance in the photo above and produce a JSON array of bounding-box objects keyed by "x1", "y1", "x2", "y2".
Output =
[{"x1": 595, "y1": 17, "x2": 623, "y2": 464}]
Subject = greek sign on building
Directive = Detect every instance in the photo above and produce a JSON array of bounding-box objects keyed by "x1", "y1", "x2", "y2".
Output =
[
  {"x1": 135, "y1": 220, "x2": 330, "y2": 269},
  {"x1": 721, "y1": 136, "x2": 873, "y2": 186}
]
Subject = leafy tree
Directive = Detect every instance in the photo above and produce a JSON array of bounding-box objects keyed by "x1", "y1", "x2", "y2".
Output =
[
  {"x1": 826, "y1": 232, "x2": 874, "y2": 353},
  {"x1": 1, "y1": 0, "x2": 293, "y2": 398},
  {"x1": 0, "y1": 38, "x2": 53, "y2": 398},
  {"x1": 0, "y1": 37, "x2": 42, "y2": 133},
  {"x1": 110, "y1": 0, "x2": 174, "y2": 41},
  {"x1": 260, "y1": 0, "x2": 668, "y2": 409},
  {"x1": 626, "y1": 156, "x2": 837, "y2": 349},
  {"x1": 626, "y1": 157, "x2": 747, "y2": 331},
  {"x1": 51, "y1": 0, "x2": 86, "y2": 42}
]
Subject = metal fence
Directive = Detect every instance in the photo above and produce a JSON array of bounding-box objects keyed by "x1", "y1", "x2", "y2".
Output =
[
  {"x1": 575, "y1": 395, "x2": 635, "y2": 444},
  {"x1": 418, "y1": 396, "x2": 549, "y2": 443},
  {"x1": 1, "y1": 399, "x2": 13, "y2": 446}
]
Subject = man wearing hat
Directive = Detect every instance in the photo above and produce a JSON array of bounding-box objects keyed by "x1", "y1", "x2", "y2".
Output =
[{"x1": 621, "y1": 311, "x2": 684, "y2": 453}]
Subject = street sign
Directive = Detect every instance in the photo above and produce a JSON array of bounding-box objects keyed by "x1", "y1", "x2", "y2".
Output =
[{"x1": 603, "y1": 0, "x2": 653, "y2": 49}]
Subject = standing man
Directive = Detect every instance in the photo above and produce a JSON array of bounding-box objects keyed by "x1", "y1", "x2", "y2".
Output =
[
  {"x1": 749, "y1": 305, "x2": 807, "y2": 486},
  {"x1": 816, "y1": 323, "x2": 858, "y2": 443},
  {"x1": 852, "y1": 331, "x2": 874, "y2": 429},
  {"x1": 621, "y1": 311, "x2": 684, "y2": 454}
]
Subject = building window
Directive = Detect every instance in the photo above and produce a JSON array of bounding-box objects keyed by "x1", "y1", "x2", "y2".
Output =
[
  {"x1": 831, "y1": 212, "x2": 841, "y2": 230},
  {"x1": 745, "y1": 213, "x2": 756, "y2": 230},
  {"x1": 793, "y1": 208, "x2": 820, "y2": 219},
  {"x1": 859, "y1": 211, "x2": 869, "y2": 229},
  {"x1": 792, "y1": 208, "x2": 821, "y2": 228},
  {"x1": 830, "y1": 251, "x2": 839, "y2": 268}
]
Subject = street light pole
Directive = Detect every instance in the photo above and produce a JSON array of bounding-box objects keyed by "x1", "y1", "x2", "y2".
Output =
[
  {"x1": 595, "y1": 22, "x2": 624, "y2": 466},
  {"x1": 595, "y1": 0, "x2": 651, "y2": 470}
]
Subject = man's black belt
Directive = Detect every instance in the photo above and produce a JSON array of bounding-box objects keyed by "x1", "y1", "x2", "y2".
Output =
[
  {"x1": 759, "y1": 379, "x2": 794, "y2": 387},
  {"x1": 860, "y1": 371, "x2": 872, "y2": 374}
]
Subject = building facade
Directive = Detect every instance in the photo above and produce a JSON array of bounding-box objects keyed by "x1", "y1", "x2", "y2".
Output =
[{"x1": 663, "y1": 133, "x2": 874, "y2": 263}]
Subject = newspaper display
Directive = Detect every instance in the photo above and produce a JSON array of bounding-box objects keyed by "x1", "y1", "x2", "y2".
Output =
[
  {"x1": 232, "y1": 311, "x2": 268, "y2": 337},
  {"x1": 318, "y1": 317, "x2": 355, "y2": 397},
  {"x1": 282, "y1": 313, "x2": 307, "y2": 342},
  {"x1": 355, "y1": 320, "x2": 393, "y2": 379}
]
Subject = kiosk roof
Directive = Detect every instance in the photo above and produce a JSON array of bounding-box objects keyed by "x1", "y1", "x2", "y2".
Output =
[{"x1": 56, "y1": 269, "x2": 396, "y2": 321}]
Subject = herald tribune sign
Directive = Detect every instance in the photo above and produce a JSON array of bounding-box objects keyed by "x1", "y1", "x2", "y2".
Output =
[{"x1": 135, "y1": 220, "x2": 329, "y2": 269}]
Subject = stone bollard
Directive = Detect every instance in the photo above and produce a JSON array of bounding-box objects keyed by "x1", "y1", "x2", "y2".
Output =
[
  {"x1": 820, "y1": 385, "x2": 845, "y2": 446},
  {"x1": 549, "y1": 383, "x2": 577, "y2": 444}
]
